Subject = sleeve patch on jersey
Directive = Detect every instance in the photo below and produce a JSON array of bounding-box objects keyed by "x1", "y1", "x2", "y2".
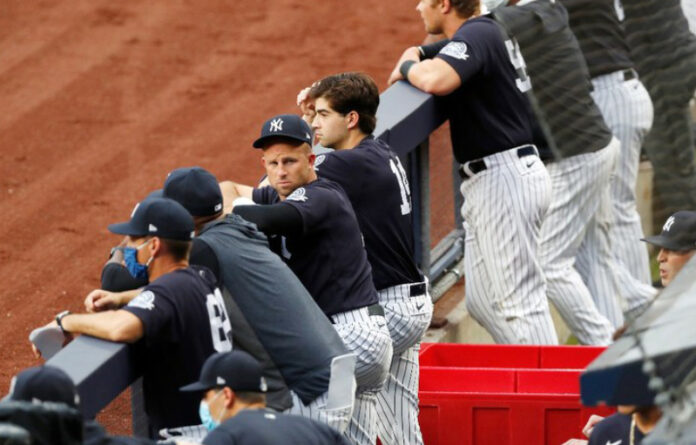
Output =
[
  {"x1": 286, "y1": 187, "x2": 308, "y2": 202},
  {"x1": 128, "y1": 290, "x2": 155, "y2": 310},
  {"x1": 440, "y1": 41, "x2": 470, "y2": 61},
  {"x1": 314, "y1": 154, "x2": 326, "y2": 170}
]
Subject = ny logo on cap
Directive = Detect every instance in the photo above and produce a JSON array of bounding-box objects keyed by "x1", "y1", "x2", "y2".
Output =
[
  {"x1": 148, "y1": 224, "x2": 158, "y2": 232},
  {"x1": 216, "y1": 376, "x2": 226, "y2": 385},
  {"x1": 270, "y1": 118, "x2": 283, "y2": 132},
  {"x1": 664, "y1": 216, "x2": 676, "y2": 232}
]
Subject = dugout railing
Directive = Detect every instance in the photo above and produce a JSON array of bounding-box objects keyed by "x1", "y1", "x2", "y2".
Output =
[{"x1": 45, "y1": 80, "x2": 466, "y2": 435}]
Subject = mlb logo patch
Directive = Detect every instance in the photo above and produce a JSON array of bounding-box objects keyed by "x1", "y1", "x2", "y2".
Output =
[
  {"x1": 440, "y1": 41, "x2": 469, "y2": 61},
  {"x1": 286, "y1": 187, "x2": 308, "y2": 202}
]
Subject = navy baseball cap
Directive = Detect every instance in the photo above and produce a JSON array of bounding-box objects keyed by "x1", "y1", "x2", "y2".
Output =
[
  {"x1": 642, "y1": 211, "x2": 696, "y2": 251},
  {"x1": 6, "y1": 366, "x2": 80, "y2": 408},
  {"x1": 108, "y1": 197, "x2": 194, "y2": 241},
  {"x1": 252, "y1": 114, "x2": 313, "y2": 148},
  {"x1": 180, "y1": 351, "x2": 268, "y2": 393},
  {"x1": 163, "y1": 167, "x2": 223, "y2": 217}
]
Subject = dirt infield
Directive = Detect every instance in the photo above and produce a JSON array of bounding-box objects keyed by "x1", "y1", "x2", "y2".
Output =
[{"x1": 0, "y1": 0, "x2": 430, "y2": 434}]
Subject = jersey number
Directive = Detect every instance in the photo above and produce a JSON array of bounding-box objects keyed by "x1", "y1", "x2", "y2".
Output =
[
  {"x1": 389, "y1": 157, "x2": 412, "y2": 215},
  {"x1": 505, "y1": 39, "x2": 532, "y2": 93},
  {"x1": 205, "y1": 289, "x2": 233, "y2": 352}
]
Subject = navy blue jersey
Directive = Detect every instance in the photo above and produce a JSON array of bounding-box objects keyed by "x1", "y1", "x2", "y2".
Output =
[
  {"x1": 314, "y1": 137, "x2": 422, "y2": 290},
  {"x1": 252, "y1": 178, "x2": 378, "y2": 316},
  {"x1": 436, "y1": 16, "x2": 536, "y2": 163},
  {"x1": 589, "y1": 413, "x2": 644, "y2": 445},
  {"x1": 202, "y1": 409, "x2": 349, "y2": 445},
  {"x1": 123, "y1": 266, "x2": 232, "y2": 432}
]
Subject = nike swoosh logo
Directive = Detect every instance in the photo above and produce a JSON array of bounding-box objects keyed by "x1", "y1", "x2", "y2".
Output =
[
  {"x1": 606, "y1": 440, "x2": 622, "y2": 445},
  {"x1": 526, "y1": 160, "x2": 535, "y2": 168},
  {"x1": 416, "y1": 303, "x2": 425, "y2": 310}
]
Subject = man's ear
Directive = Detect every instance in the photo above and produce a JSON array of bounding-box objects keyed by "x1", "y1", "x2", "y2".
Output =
[
  {"x1": 149, "y1": 237, "x2": 161, "y2": 257},
  {"x1": 308, "y1": 152, "x2": 317, "y2": 168},
  {"x1": 346, "y1": 111, "x2": 360, "y2": 130},
  {"x1": 223, "y1": 387, "x2": 236, "y2": 409},
  {"x1": 440, "y1": 0, "x2": 452, "y2": 14}
]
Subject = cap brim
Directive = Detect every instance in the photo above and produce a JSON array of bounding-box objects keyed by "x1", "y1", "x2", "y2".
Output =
[
  {"x1": 179, "y1": 381, "x2": 212, "y2": 392},
  {"x1": 252, "y1": 134, "x2": 309, "y2": 149},
  {"x1": 108, "y1": 222, "x2": 147, "y2": 237},
  {"x1": 641, "y1": 235, "x2": 688, "y2": 251}
]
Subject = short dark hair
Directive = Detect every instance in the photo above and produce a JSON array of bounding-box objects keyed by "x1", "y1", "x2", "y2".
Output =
[
  {"x1": 160, "y1": 238, "x2": 192, "y2": 262},
  {"x1": 234, "y1": 391, "x2": 266, "y2": 405},
  {"x1": 430, "y1": 0, "x2": 479, "y2": 18},
  {"x1": 308, "y1": 72, "x2": 379, "y2": 135}
]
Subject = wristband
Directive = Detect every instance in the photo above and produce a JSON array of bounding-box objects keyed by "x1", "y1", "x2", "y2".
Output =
[
  {"x1": 55, "y1": 310, "x2": 72, "y2": 334},
  {"x1": 399, "y1": 60, "x2": 417, "y2": 81}
]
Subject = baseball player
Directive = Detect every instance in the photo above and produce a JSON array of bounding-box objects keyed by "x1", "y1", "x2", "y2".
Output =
[
  {"x1": 34, "y1": 197, "x2": 233, "y2": 440},
  {"x1": 297, "y1": 72, "x2": 433, "y2": 445},
  {"x1": 93, "y1": 167, "x2": 356, "y2": 433},
  {"x1": 562, "y1": 0, "x2": 654, "y2": 290},
  {"x1": 488, "y1": 0, "x2": 657, "y2": 339},
  {"x1": 181, "y1": 351, "x2": 350, "y2": 445},
  {"x1": 389, "y1": 0, "x2": 558, "y2": 344},
  {"x1": 622, "y1": 0, "x2": 696, "y2": 226},
  {"x1": 225, "y1": 114, "x2": 393, "y2": 445}
]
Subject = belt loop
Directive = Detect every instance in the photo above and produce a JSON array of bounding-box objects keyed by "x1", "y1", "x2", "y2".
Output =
[{"x1": 462, "y1": 161, "x2": 477, "y2": 178}]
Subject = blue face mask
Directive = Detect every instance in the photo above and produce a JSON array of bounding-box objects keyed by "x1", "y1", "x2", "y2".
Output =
[
  {"x1": 199, "y1": 390, "x2": 224, "y2": 431},
  {"x1": 123, "y1": 239, "x2": 153, "y2": 280}
]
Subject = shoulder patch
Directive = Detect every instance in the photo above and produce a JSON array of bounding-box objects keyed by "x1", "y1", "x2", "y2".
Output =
[
  {"x1": 128, "y1": 290, "x2": 156, "y2": 310},
  {"x1": 440, "y1": 41, "x2": 470, "y2": 61},
  {"x1": 314, "y1": 154, "x2": 326, "y2": 170},
  {"x1": 286, "y1": 187, "x2": 308, "y2": 202}
]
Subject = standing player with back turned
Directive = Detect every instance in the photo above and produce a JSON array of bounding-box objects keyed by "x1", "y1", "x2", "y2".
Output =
[
  {"x1": 296, "y1": 72, "x2": 433, "y2": 445},
  {"x1": 388, "y1": 0, "x2": 557, "y2": 344}
]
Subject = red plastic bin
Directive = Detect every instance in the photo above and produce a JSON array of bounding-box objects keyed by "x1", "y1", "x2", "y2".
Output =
[{"x1": 417, "y1": 344, "x2": 612, "y2": 445}]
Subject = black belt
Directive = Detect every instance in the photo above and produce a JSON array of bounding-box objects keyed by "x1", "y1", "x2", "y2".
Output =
[
  {"x1": 459, "y1": 145, "x2": 537, "y2": 180},
  {"x1": 410, "y1": 282, "x2": 427, "y2": 297},
  {"x1": 622, "y1": 68, "x2": 636, "y2": 81}
]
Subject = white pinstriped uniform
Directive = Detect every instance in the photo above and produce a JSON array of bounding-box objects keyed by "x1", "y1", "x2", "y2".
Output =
[
  {"x1": 591, "y1": 71, "x2": 653, "y2": 284},
  {"x1": 332, "y1": 307, "x2": 393, "y2": 445},
  {"x1": 462, "y1": 146, "x2": 558, "y2": 345},
  {"x1": 375, "y1": 282, "x2": 433, "y2": 445},
  {"x1": 580, "y1": 71, "x2": 658, "y2": 318},
  {"x1": 540, "y1": 138, "x2": 621, "y2": 343}
]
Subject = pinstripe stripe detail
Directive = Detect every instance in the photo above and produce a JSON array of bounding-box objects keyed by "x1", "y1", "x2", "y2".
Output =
[
  {"x1": 461, "y1": 147, "x2": 557, "y2": 345},
  {"x1": 590, "y1": 72, "x2": 653, "y2": 286},
  {"x1": 332, "y1": 310, "x2": 393, "y2": 444},
  {"x1": 286, "y1": 390, "x2": 352, "y2": 433},
  {"x1": 375, "y1": 284, "x2": 432, "y2": 445},
  {"x1": 540, "y1": 140, "x2": 619, "y2": 342}
]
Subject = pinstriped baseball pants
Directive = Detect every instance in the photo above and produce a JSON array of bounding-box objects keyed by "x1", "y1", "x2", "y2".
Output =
[
  {"x1": 332, "y1": 308, "x2": 393, "y2": 445},
  {"x1": 375, "y1": 282, "x2": 433, "y2": 445},
  {"x1": 461, "y1": 147, "x2": 558, "y2": 345},
  {"x1": 540, "y1": 139, "x2": 619, "y2": 343},
  {"x1": 590, "y1": 71, "x2": 653, "y2": 286}
]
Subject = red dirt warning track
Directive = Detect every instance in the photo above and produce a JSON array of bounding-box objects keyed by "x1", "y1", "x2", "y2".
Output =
[{"x1": 0, "y1": 0, "x2": 428, "y2": 434}]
